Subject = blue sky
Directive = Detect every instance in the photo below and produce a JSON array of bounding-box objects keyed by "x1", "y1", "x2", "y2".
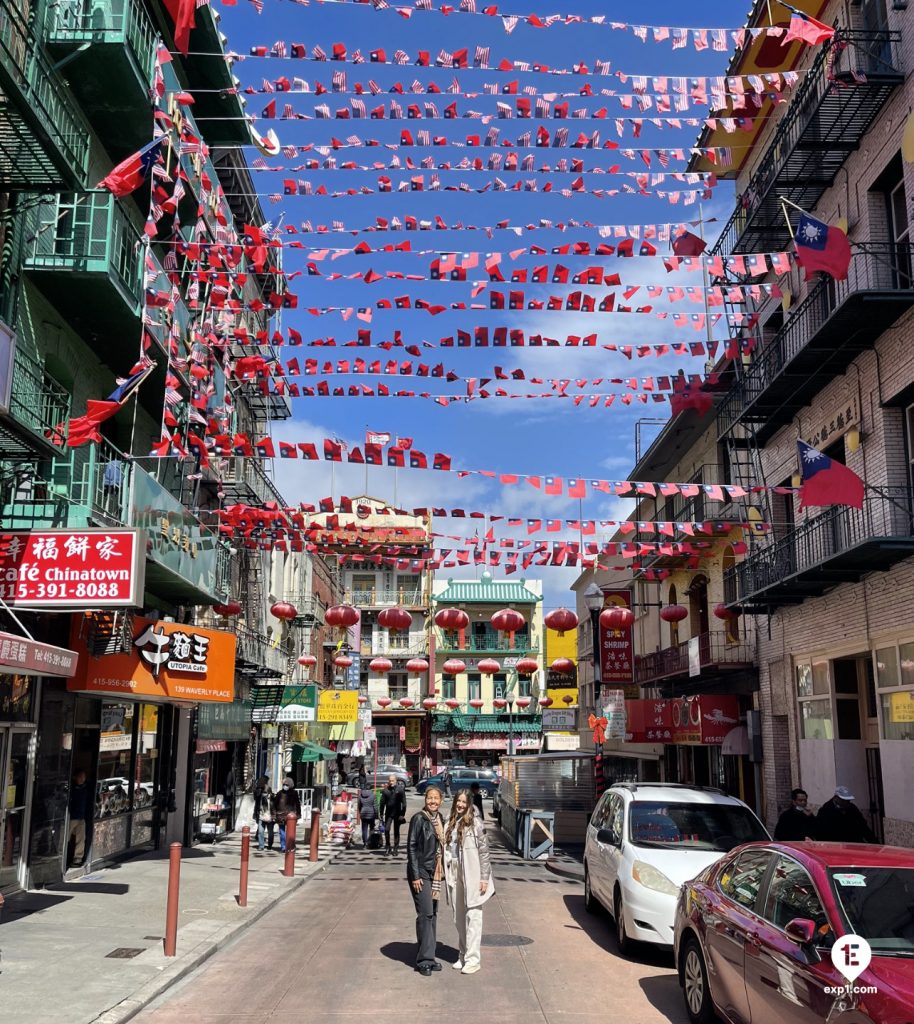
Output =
[{"x1": 215, "y1": 0, "x2": 754, "y2": 605}]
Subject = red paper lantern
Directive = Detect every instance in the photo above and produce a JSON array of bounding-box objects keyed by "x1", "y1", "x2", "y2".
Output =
[
  {"x1": 334, "y1": 654, "x2": 353, "y2": 669},
  {"x1": 399, "y1": 698, "x2": 415, "y2": 709},
  {"x1": 270, "y1": 601, "x2": 298, "y2": 621},
  {"x1": 444, "y1": 698, "x2": 461, "y2": 710},
  {"x1": 516, "y1": 657, "x2": 539, "y2": 676},
  {"x1": 539, "y1": 696, "x2": 554, "y2": 707},
  {"x1": 378, "y1": 606, "x2": 412, "y2": 633},
  {"x1": 551, "y1": 658, "x2": 575, "y2": 675},
  {"x1": 491, "y1": 607, "x2": 525, "y2": 645},
  {"x1": 422, "y1": 697, "x2": 438, "y2": 710},
  {"x1": 469, "y1": 699, "x2": 485, "y2": 709},
  {"x1": 544, "y1": 607, "x2": 578, "y2": 636},
  {"x1": 442, "y1": 659, "x2": 466, "y2": 675},
  {"x1": 369, "y1": 657, "x2": 393, "y2": 674},
  {"x1": 562, "y1": 694, "x2": 575, "y2": 705},
  {"x1": 297, "y1": 654, "x2": 317, "y2": 668},
  {"x1": 493, "y1": 698, "x2": 508, "y2": 710},
  {"x1": 660, "y1": 603, "x2": 688, "y2": 623},
  {"x1": 515, "y1": 696, "x2": 532, "y2": 709},
  {"x1": 357, "y1": 694, "x2": 369, "y2": 704},
  {"x1": 713, "y1": 603, "x2": 740, "y2": 620},
  {"x1": 326, "y1": 603, "x2": 360, "y2": 629},
  {"x1": 435, "y1": 607, "x2": 469, "y2": 630},
  {"x1": 213, "y1": 601, "x2": 242, "y2": 617},
  {"x1": 477, "y1": 658, "x2": 501, "y2": 675},
  {"x1": 406, "y1": 658, "x2": 429, "y2": 674},
  {"x1": 376, "y1": 697, "x2": 393, "y2": 708},
  {"x1": 600, "y1": 606, "x2": 634, "y2": 630}
]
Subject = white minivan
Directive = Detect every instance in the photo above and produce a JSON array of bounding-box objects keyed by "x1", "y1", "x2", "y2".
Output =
[{"x1": 583, "y1": 783, "x2": 769, "y2": 953}]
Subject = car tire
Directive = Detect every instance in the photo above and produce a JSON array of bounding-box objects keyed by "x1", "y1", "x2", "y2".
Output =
[
  {"x1": 614, "y1": 888, "x2": 632, "y2": 956},
  {"x1": 584, "y1": 866, "x2": 599, "y2": 914},
  {"x1": 681, "y1": 938, "x2": 714, "y2": 1024}
]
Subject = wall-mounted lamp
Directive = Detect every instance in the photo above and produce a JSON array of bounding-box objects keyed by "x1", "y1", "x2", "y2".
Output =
[
  {"x1": 847, "y1": 427, "x2": 862, "y2": 452},
  {"x1": 791, "y1": 472, "x2": 802, "y2": 489}
]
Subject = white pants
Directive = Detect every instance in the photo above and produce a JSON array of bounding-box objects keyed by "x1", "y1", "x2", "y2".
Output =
[{"x1": 454, "y1": 877, "x2": 484, "y2": 968}]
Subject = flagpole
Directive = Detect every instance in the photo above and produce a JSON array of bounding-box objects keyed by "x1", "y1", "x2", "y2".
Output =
[{"x1": 779, "y1": 199, "x2": 797, "y2": 240}]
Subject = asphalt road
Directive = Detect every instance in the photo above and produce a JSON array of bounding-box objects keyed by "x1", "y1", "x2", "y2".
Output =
[{"x1": 134, "y1": 802, "x2": 689, "y2": 1024}]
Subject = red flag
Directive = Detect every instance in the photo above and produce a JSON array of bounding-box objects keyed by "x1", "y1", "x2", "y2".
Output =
[
  {"x1": 163, "y1": 0, "x2": 197, "y2": 55},
  {"x1": 671, "y1": 229, "x2": 707, "y2": 257},
  {"x1": 781, "y1": 6, "x2": 835, "y2": 47},
  {"x1": 793, "y1": 213, "x2": 851, "y2": 281},
  {"x1": 797, "y1": 440, "x2": 864, "y2": 510},
  {"x1": 97, "y1": 139, "x2": 164, "y2": 197}
]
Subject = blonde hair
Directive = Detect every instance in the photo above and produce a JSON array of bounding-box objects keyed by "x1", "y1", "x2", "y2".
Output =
[{"x1": 445, "y1": 789, "x2": 475, "y2": 844}]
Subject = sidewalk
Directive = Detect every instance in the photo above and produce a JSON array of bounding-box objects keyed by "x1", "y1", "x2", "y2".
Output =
[{"x1": 0, "y1": 831, "x2": 333, "y2": 1024}]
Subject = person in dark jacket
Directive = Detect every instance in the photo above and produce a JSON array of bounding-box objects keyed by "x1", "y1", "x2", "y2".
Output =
[
  {"x1": 357, "y1": 785, "x2": 378, "y2": 847},
  {"x1": 815, "y1": 786, "x2": 876, "y2": 843},
  {"x1": 469, "y1": 782, "x2": 485, "y2": 819},
  {"x1": 379, "y1": 774, "x2": 407, "y2": 857},
  {"x1": 253, "y1": 775, "x2": 275, "y2": 851},
  {"x1": 272, "y1": 777, "x2": 302, "y2": 853},
  {"x1": 774, "y1": 788, "x2": 817, "y2": 842},
  {"x1": 407, "y1": 786, "x2": 445, "y2": 976}
]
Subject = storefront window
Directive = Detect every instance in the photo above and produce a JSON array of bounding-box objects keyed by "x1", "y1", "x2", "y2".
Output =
[
  {"x1": 901, "y1": 643, "x2": 914, "y2": 687},
  {"x1": 132, "y1": 705, "x2": 159, "y2": 845},
  {"x1": 875, "y1": 641, "x2": 914, "y2": 741},
  {"x1": 441, "y1": 678, "x2": 455, "y2": 700},
  {"x1": 797, "y1": 663, "x2": 813, "y2": 697},
  {"x1": 875, "y1": 647, "x2": 900, "y2": 688},
  {"x1": 0, "y1": 674, "x2": 36, "y2": 722},
  {"x1": 800, "y1": 699, "x2": 833, "y2": 740},
  {"x1": 96, "y1": 703, "x2": 135, "y2": 818}
]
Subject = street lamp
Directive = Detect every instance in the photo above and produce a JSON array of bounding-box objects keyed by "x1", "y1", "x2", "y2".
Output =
[{"x1": 583, "y1": 582, "x2": 605, "y2": 796}]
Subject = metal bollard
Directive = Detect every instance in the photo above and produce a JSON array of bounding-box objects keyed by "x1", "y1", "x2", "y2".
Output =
[
  {"x1": 309, "y1": 808, "x2": 321, "y2": 862},
  {"x1": 238, "y1": 826, "x2": 250, "y2": 907},
  {"x1": 163, "y1": 842, "x2": 182, "y2": 957},
  {"x1": 282, "y1": 815, "x2": 297, "y2": 877}
]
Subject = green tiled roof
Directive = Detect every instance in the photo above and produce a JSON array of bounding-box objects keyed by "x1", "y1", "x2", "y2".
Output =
[
  {"x1": 432, "y1": 713, "x2": 541, "y2": 734},
  {"x1": 434, "y1": 579, "x2": 541, "y2": 604}
]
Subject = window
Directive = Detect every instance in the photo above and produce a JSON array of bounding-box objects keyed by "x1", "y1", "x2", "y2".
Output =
[
  {"x1": 607, "y1": 794, "x2": 624, "y2": 845},
  {"x1": 467, "y1": 674, "x2": 481, "y2": 711},
  {"x1": 719, "y1": 849, "x2": 772, "y2": 911},
  {"x1": 629, "y1": 802, "x2": 768, "y2": 852},
  {"x1": 906, "y1": 405, "x2": 914, "y2": 494},
  {"x1": 397, "y1": 574, "x2": 422, "y2": 603},
  {"x1": 590, "y1": 791, "x2": 612, "y2": 829},
  {"x1": 797, "y1": 661, "x2": 834, "y2": 739},
  {"x1": 875, "y1": 642, "x2": 914, "y2": 741},
  {"x1": 763, "y1": 856, "x2": 828, "y2": 932},
  {"x1": 834, "y1": 660, "x2": 862, "y2": 740},
  {"x1": 441, "y1": 678, "x2": 456, "y2": 700},
  {"x1": 351, "y1": 575, "x2": 376, "y2": 603}
]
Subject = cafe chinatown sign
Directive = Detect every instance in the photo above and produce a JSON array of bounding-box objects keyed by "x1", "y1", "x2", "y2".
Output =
[{"x1": 0, "y1": 529, "x2": 144, "y2": 608}]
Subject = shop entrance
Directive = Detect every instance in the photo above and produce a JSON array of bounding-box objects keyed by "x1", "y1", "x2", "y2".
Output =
[{"x1": 0, "y1": 727, "x2": 35, "y2": 889}]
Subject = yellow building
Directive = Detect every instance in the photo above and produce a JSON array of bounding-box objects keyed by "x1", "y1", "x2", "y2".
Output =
[{"x1": 545, "y1": 625, "x2": 579, "y2": 708}]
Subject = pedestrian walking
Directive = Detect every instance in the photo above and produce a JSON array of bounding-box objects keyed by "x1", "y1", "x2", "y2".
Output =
[
  {"x1": 68, "y1": 770, "x2": 90, "y2": 867},
  {"x1": 815, "y1": 786, "x2": 876, "y2": 843},
  {"x1": 253, "y1": 774, "x2": 275, "y2": 851},
  {"x1": 272, "y1": 777, "x2": 302, "y2": 853},
  {"x1": 357, "y1": 784, "x2": 378, "y2": 848},
  {"x1": 406, "y1": 786, "x2": 445, "y2": 976},
  {"x1": 444, "y1": 790, "x2": 494, "y2": 975},
  {"x1": 774, "y1": 788, "x2": 817, "y2": 841},
  {"x1": 379, "y1": 773, "x2": 407, "y2": 856}
]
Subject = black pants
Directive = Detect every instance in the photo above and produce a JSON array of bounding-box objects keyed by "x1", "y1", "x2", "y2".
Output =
[
  {"x1": 409, "y1": 875, "x2": 438, "y2": 966},
  {"x1": 361, "y1": 817, "x2": 376, "y2": 845},
  {"x1": 384, "y1": 815, "x2": 401, "y2": 850}
]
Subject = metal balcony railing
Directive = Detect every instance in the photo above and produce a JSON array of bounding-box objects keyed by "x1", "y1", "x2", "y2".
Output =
[
  {"x1": 5, "y1": 348, "x2": 70, "y2": 448},
  {"x1": 724, "y1": 489, "x2": 914, "y2": 609},
  {"x1": 0, "y1": 0, "x2": 90, "y2": 188},
  {"x1": 437, "y1": 629, "x2": 539, "y2": 653},
  {"x1": 711, "y1": 30, "x2": 902, "y2": 259},
  {"x1": 635, "y1": 630, "x2": 754, "y2": 686},
  {"x1": 235, "y1": 624, "x2": 292, "y2": 677},
  {"x1": 45, "y1": 0, "x2": 157, "y2": 83},
  {"x1": 718, "y1": 244, "x2": 914, "y2": 439},
  {"x1": 351, "y1": 589, "x2": 429, "y2": 607}
]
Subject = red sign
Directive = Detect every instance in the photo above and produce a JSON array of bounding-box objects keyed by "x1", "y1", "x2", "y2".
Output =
[
  {"x1": 625, "y1": 696, "x2": 740, "y2": 745},
  {"x1": 599, "y1": 589, "x2": 633, "y2": 684},
  {"x1": 0, "y1": 529, "x2": 144, "y2": 608},
  {"x1": 196, "y1": 739, "x2": 228, "y2": 753},
  {"x1": 0, "y1": 631, "x2": 78, "y2": 678}
]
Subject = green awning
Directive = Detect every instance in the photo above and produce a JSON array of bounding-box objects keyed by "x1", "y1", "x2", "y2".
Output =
[
  {"x1": 293, "y1": 741, "x2": 338, "y2": 764},
  {"x1": 432, "y1": 713, "x2": 541, "y2": 734}
]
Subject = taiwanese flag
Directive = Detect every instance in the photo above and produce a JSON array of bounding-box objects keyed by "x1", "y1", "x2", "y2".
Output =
[
  {"x1": 97, "y1": 139, "x2": 165, "y2": 197},
  {"x1": 797, "y1": 440, "x2": 864, "y2": 510},
  {"x1": 780, "y1": 3, "x2": 835, "y2": 47},
  {"x1": 794, "y1": 213, "x2": 852, "y2": 281},
  {"x1": 671, "y1": 229, "x2": 707, "y2": 257}
]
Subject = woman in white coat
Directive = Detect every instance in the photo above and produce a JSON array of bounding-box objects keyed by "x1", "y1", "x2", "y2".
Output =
[{"x1": 444, "y1": 790, "x2": 495, "y2": 975}]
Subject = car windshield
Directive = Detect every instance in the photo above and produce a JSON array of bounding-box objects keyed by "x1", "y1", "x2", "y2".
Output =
[
  {"x1": 629, "y1": 801, "x2": 768, "y2": 852},
  {"x1": 829, "y1": 867, "x2": 914, "y2": 956}
]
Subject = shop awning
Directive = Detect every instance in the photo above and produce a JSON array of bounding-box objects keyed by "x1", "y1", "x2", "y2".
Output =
[
  {"x1": 293, "y1": 741, "x2": 337, "y2": 763},
  {"x1": 432, "y1": 713, "x2": 541, "y2": 734}
]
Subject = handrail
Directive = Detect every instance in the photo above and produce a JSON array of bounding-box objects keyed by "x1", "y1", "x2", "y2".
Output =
[
  {"x1": 7, "y1": 348, "x2": 70, "y2": 443},
  {"x1": 46, "y1": 0, "x2": 157, "y2": 81},
  {"x1": 635, "y1": 630, "x2": 754, "y2": 685}
]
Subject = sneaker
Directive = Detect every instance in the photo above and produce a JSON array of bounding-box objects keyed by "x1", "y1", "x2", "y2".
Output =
[
  {"x1": 452, "y1": 961, "x2": 464, "y2": 971},
  {"x1": 461, "y1": 964, "x2": 480, "y2": 975}
]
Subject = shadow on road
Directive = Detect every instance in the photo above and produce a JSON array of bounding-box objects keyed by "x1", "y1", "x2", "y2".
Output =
[
  {"x1": 380, "y1": 940, "x2": 460, "y2": 967},
  {"x1": 562, "y1": 893, "x2": 676, "y2": 969},
  {"x1": 639, "y1": 974, "x2": 689, "y2": 1024}
]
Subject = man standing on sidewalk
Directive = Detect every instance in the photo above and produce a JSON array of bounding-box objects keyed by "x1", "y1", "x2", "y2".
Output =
[
  {"x1": 68, "y1": 770, "x2": 90, "y2": 867},
  {"x1": 379, "y1": 774, "x2": 406, "y2": 856}
]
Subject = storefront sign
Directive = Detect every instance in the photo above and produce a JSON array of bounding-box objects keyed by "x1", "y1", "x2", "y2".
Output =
[
  {"x1": 804, "y1": 394, "x2": 859, "y2": 451},
  {"x1": 346, "y1": 652, "x2": 361, "y2": 690},
  {"x1": 625, "y1": 699, "x2": 674, "y2": 743},
  {"x1": 599, "y1": 590, "x2": 634, "y2": 685},
  {"x1": 545, "y1": 734, "x2": 580, "y2": 751},
  {"x1": 437, "y1": 735, "x2": 539, "y2": 751},
  {"x1": 603, "y1": 689, "x2": 627, "y2": 740},
  {"x1": 68, "y1": 617, "x2": 236, "y2": 703},
  {"x1": 405, "y1": 718, "x2": 422, "y2": 751},
  {"x1": 542, "y1": 708, "x2": 577, "y2": 731},
  {"x1": 276, "y1": 685, "x2": 318, "y2": 723},
  {"x1": 625, "y1": 696, "x2": 740, "y2": 745},
  {"x1": 363, "y1": 726, "x2": 377, "y2": 743},
  {"x1": 889, "y1": 692, "x2": 914, "y2": 723},
  {"x1": 0, "y1": 630, "x2": 78, "y2": 678},
  {"x1": 196, "y1": 739, "x2": 228, "y2": 753},
  {"x1": 0, "y1": 529, "x2": 144, "y2": 608},
  {"x1": 131, "y1": 469, "x2": 222, "y2": 598},
  {"x1": 317, "y1": 689, "x2": 359, "y2": 722},
  {"x1": 198, "y1": 700, "x2": 254, "y2": 740}
]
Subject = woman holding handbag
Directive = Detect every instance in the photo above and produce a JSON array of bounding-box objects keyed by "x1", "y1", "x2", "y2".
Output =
[{"x1": 444, "y1": 789, "x2": 495, "y2": 975}]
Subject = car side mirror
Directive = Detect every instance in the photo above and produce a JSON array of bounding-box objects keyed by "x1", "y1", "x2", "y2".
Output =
[
  {"x1": 596, "y1": 827, "x2": 618, "y2": 846},
  {"x1": 784, "y1": 918, "x2": 816, "y2": 945}
]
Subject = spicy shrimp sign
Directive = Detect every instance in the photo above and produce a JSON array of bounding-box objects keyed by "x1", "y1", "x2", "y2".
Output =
[{"x1": 0, "y1": 529, "x2": 145, "y2": 608}]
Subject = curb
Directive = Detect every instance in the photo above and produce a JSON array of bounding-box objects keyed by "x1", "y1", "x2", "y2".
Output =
[
  {"x1": 545, "y1": 857, "x2": 585, "y2": 883},
  {"x1": 91, "y1": 853, "x2": 335, "y2": 1024}
]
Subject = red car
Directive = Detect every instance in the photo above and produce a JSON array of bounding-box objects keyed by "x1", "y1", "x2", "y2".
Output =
[{"x1": 674, "y1": 841, "x2": 914, "y2": 1024}]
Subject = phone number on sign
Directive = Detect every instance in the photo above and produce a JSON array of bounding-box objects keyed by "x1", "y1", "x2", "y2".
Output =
[{"x1": 0, "y1": 582, "x2": 126, "y2": 600}]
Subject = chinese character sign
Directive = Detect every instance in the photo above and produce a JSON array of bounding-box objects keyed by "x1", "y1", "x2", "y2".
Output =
[
  {"x1": 0, "y1": 529, "x2": 144, "y2": 608},
  {"x1": 599, "y1": 590, "x2": 634, "y2": 685}
]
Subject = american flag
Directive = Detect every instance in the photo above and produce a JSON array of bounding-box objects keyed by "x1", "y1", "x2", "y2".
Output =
[
  {"x1": 351, "y1": 49, "x2": 365, "y2": 63},
  {"x1": 312, "y1": 44, "x2": 326, "y2": 60},
  {"x1": 368, "y1": 79, "x2": 381, "y2": 94},
  {"x1": 261, "y1": 78, "x2": 275, "y2": 93},
  {"x1": 394, "y1": 49, "x2": 408, "y2": 64},
  {"x1": 271, "y1": 41, "x2": 287, "y2": 58},
  {"x1": 282, "y1": 102, "x2": 294, "y2": 119},
  {"x1": 332, "y1": 70, "x2": 346, "y2": 90},
  {"x1": 474, "y1": 45, "x2": 490, "y2": 67}
]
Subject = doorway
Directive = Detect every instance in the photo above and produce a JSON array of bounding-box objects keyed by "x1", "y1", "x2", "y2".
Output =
[{"x1": 0, "y1": 727, "x2": 36, "y2": 889}]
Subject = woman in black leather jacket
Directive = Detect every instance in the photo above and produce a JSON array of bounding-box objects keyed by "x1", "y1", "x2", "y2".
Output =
[{"x1": 406, "y1": 786, "x2": 445, "y2": 975}]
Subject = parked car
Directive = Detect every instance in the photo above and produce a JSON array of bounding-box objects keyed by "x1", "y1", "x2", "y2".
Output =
[
  {"x1": 346, "y1": 764, "x2": 411, "y2": 790},
  {"x1": 584, "y1": 783, "x2": 769, "y2": 953},
  {"x1": 416, "y1": 767, "x2": 499, "y2": 797},
  {"x1": 674, "y1": 840, "x2": 914, "y2": 1024}
]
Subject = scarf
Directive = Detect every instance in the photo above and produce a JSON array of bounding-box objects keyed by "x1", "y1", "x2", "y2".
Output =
[{"x1": 423, "y1": 809, "x2": 446, "y2": 900}]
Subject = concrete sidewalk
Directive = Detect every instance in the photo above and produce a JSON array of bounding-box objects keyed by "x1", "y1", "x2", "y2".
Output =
[{"x1": 0, "y1": 832, "x2": 333, "y2": 1024}]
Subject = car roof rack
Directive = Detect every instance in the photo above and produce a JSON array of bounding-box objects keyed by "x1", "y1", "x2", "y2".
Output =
[{"x1": 611, "y1": 782, "x2": 727, "y2": 795}]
